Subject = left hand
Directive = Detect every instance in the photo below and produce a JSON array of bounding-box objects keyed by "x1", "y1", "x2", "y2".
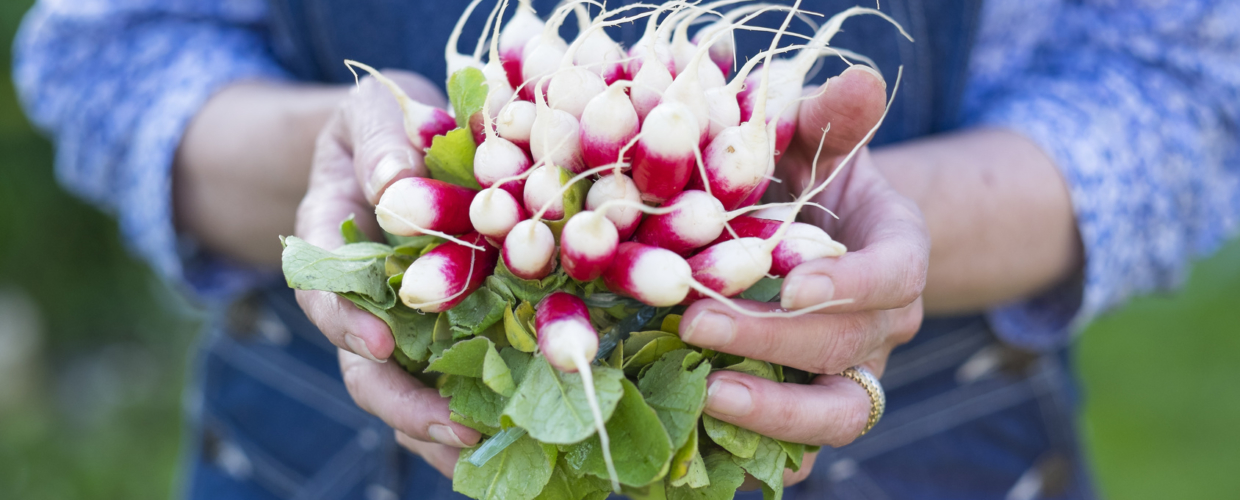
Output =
[{"x1": 678, "y1": 65, "x2": 929, "y2": 486}]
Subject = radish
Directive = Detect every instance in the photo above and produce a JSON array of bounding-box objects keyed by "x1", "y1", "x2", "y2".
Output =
[
  {"x1": 558, "y1": 209, "x2": 619, "y2": 282},
  {"x1": 632, "y1": 190, "x2": 726, "y2": 256},
  {"x1": 343, "y1": 61, "x2": 456, "y2": 151},
  {"x1": 479, "y1": 0, "x2": 518, "y2": 121},
  {"x1": 399, "y1": 232, "x2": 498, "y2": 313},
  {"x1": 579, "y1": 81, "x2": 640, "y2": 170},
  {"x1": 498, "y1": 0, "x2": 545, "y2": 91},
  {"x1": 710, "y1": 215, "x2": 845, "y2": 276},
  {"x1": 375, "y1": 177, "x2": 477, "y2": 237},
  {"x1": 626, "y1": 1, "x2": 685, "y2": 81},
  {"x1": 529, "y1": 72, "x2": 586, "y2": 174},
  {"x1": 630, "y1": 101, "x2": 699, "y2": 204},
  {"x1": 445, "y1": 0, "x2": 489, "y2": 78},
  {"x1": 628, "y1": 2, "x2": 690, "y2": 120},
  {"x1": 523, "y1": 164, "x2": 568, "y2": 220},
  {"x1": 568, "y1": 5, "x2": 634, "y2": 85},
  {"x1": 603, "y1": 242, "x2": 694, "y2": 307},
  {"x1": 548, "y1": 7, "x2": 657, "y2": 119},
  {"x1": 502, "y1": 219, "x2": 557, "y2": 279},
  {"x1": 683, "y1": 236, "x2": 773, "y2": 301},
  {"x1": 469, "y1": 187, "x2": 529, "y2": 243},
  {"x1": 667, "y1": 0, "x2": 751, "y2": 88},
  {"x1": 585, "y1": 173, "x2": 643, "y2": 241},
  {"x1": 533, "y1": 292, "x2": 619, "y2": 492},
  {"x1": 518, "y1": 1, "x2": 585, "y2": 101},
  {"x1": 473, "y1": 9, "x2": 533, "y2": 200},
  {"x1": 496, "y1": 100, "x2": 536, "y2": 151}
]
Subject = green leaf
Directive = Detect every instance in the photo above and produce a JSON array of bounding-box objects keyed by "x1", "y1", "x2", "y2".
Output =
[
  {"x1": 720, "y1": 358, "x2": 779, "y2": 382},
  {"x1": 389, "y1": 306, "x2": 438, "y2": 362},
  {"x1": 452, "y1": 411, "x2": 501, "y2": 435},
  {"x1": 543, "y1": 165, "x2": 592, "y2": 239},
  {"x1": 504, "y1": 303, "x2": 539, "y2": 353},
  {"x1": 427, "y1": 337, "x2": 515, "y2": 397},
  {"x1": 638, "y1": 350, "x2": 710, "y2": 450},
  {"x1": 623, "y1": 334, "x2": 689, "y2": 376},
  {"x1": 660, "y1": 314, "x2": 682, "y2": 334},
  {"x1": 666, "y1": 450, "x2": 745, "y2": 500},
  {"x1": 449, "y1": 67, "x2": 489, "y2": 129},
  {"x1": 565, "y1": 379, "x2": 673, "y2": 487},
  {"x1": 535, "y1": 460, "x2": 612, "y2": 500},
  {"x1": 702, "y1": 415, "x2": 761, "y2": 459},
  {"x1": 442, "y1": 375, "x2": 507, "y2": 431},
  {"x1": 426, "y1": 128, "x2": 482, "y2": 189},
  {"x1": 734, "y1": 437, "x2": 787, "y2": 500},
  {"x1": 503, "y1": 357, "x2": 625, "y2": 444},
  {"x1": 448, "y1": 287, "x2": 508, "y2": 337},
  {"x1": 668, "y1": 426, "x2": 709, "y2": 488},
  {"x1": 340, "y1": 214, "x2": 371, "y2": 244},
  {"x1": 739, "y1": 277, "x2": 784, "y2": 303},
  {"x1": 777, "y1": 440, "x2": 805, "y2": 473},
  {"x1": 493, "y1": 258, "x2": 569, "y2": 304},
  {"x1": 455, "y1": 434, "x2": 554, "y2": 500},
  {"x1": 282, "y1": 236, "x2": 394, "y2": 307},
  {"x1": 500, "y1": 348, "x2": 534, "y2": 386}
]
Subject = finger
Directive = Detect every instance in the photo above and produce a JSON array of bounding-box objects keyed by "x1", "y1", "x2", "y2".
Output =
[
  {"x1": 293, "y1": 129, "x2": 394, "y2": 360},
  {"x1": 680, "y1": 298, "x2": 919, "y2": 375},
  {"x1": 396, "y1": 431, "x2": 461, "y2": 478},
  {"x1": 702, "y1": 371, "x2": 873, "y2": 448},
  {"x1": 339, "y1": 349, "x2": 481, "y2": 448},
  {"x1": 795, "y1": 65, "x2": 888, "y2": 160},
  {"x1": 334, "y1": 71, "x2": 442, "y2": 205},
  {"x1": 781, "y1": 173, "x2": 930, "y2": 312}
]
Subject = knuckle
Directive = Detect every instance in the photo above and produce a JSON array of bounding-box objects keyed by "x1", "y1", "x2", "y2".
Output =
[{"x1": 813, "y1": 317, "x2": 868, "y2": 375}]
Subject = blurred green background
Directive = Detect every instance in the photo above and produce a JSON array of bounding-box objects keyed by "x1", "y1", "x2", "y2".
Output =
[{"x1": 1, "y1": 1, "x2": 1237, "y2": 499}]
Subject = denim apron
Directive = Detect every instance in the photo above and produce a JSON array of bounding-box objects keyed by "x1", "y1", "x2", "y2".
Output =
[{"x1": 183, "y1": 1, "x2": 1098, "y2": 498}]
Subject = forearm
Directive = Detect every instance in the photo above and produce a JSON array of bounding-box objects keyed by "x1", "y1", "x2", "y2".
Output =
[
  {"x1": 872, "y1": 128, "x2": 1082, "y2": 315},
  {"x1": 173, "y1": 81, "x2": 349, "y2": 266}
]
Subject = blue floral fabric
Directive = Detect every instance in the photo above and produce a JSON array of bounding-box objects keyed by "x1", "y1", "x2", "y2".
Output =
[{"x1": 13, "y1": 0, "x2": 1240, "y2": 347}]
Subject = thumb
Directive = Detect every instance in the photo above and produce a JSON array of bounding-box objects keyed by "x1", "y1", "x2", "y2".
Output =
[
  {"x1": 335, "y1": 71, "x2": 443, "y2": 205},
  {"x1": 796, "y1": 65, "x2": 889, "y2": 159}
]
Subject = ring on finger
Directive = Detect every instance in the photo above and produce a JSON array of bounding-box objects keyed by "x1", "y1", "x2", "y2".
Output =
[{"x1": 839, "y1": 366, "x2": 885, "y2": 437}]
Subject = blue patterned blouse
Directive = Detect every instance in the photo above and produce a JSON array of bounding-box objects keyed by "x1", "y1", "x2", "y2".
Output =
[{"x1": 13, "y1": 0, "x2": 1240, "y2": 350}]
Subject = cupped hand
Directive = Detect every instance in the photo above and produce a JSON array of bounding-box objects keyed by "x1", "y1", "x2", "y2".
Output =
[
  {"x1": 679, "y1": 66, "x2": 929, "y2": 486},
  {"x1": 294, "y1": 69, "x2": 474, "y2": 475}
]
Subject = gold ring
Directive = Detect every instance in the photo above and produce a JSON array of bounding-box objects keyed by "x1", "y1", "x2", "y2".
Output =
[{"x1": 839, "y1": 366, "x2": 885, "y2": 437}]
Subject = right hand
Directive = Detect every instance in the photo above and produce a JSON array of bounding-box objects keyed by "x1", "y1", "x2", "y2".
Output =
[{"x1": 293, "y1": 69, "x2": 476, "y2": 477}]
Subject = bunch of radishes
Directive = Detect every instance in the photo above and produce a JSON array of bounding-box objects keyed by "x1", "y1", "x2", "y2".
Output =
[{"x1": 286, "y1": 1, "x2": 907, "y2": 498}]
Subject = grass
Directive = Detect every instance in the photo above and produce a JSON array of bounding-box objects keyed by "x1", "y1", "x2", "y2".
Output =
[{"x1": 0, "y1": 1, "x2": 1237, "y2": 499}]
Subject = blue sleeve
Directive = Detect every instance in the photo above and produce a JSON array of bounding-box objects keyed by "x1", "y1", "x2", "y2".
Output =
[
  {"x1": 13, "y1": 0, "x2": 291, "y2": 298},
  {"x1": 961, "y1": 0, "x2": 1240, "y2": 350}
]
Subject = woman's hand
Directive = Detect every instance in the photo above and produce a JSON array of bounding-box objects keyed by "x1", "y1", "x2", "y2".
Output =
[
  {"x1": 293, "y1": 70, "x2": 474, "y2": 476},
  {"x1": 679, "y1": 66, "x2": 929, "y2": 485}
]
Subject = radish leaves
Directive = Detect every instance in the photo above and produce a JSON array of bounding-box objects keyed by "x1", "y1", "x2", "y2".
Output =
[{"x1": 503, "y1": 356, "x2": 624, "y2": 444}]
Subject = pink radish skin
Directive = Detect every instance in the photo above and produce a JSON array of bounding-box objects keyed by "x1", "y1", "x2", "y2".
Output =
[
  {"x1": 632, "y1": 190, "x2": 726, "y2": 257},
  {"x1": 603, "y1": 243, "x2": 694, "y2": 307},
  {"x1": 469, "y1": 188, "x2": 529, "y2": 242},
  {"x1": 523, "y1": 165, "x2": 566, "y2": 220},
  {"x1": 711, "y1": 215, "x2": 846, "y2": 276},
  {"x1": 399, "y1": 232, "x2": 498, "y2": 313},
  {"x1": 579, "y1": 82, "x2": 640, "y2": 169},
  {"x1": 688, "y1": 119, "x2": 770, "y2": 210},
  {"x1": 559, "y1": 211, "x2": 619, "y2": 282},
  {"x1": 503, "y1": 219, "x2": 557, "y2": 280},
  {"x1": 376, "y1": 177, "x2": 477, "y2": 237},
  {"x1": 497, "y1": 100, "x2": 536, "y2": 151},
  {"x1": 586, "y1": 173, "x2": 643, "y2": 241},
  {"x1": 737, "y1": 60, "x2": 802, "y2": 162},
  {"x1": 573, "y1": 28, "x2": 627, "y2": 84},
  {"x1": 630, "y1": 102, "x2": 700, "y2": 204},
  {"x1": 683, "y1": 237, "x2": 772, "y2": 302}
]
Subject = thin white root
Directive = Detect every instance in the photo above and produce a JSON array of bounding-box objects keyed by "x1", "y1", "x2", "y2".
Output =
[
  {"x1": 727, "y1": 200, "x2": 836, "y2": 220},
  {"x1": 374, "y1": 205, "x2": 484, "y2": 250},
  {"x1": 345, "y1": 60, "x2": 418, "y2": 116},
  {"x1": 570, "y1": 350, "x2": 620, "y2": 493},
  {"x1": 687, "y1": 280, "x2": 854, "y2": 317}
]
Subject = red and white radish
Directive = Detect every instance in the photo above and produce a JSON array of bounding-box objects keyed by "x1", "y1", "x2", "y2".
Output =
[
  {"x1": 376, "y1": 177, "x2": 477, "y2": 237},
  {"x1": 469, "y1": 187, "x2": 528, "y2": 243},
  {"x1": 523, "y1": 164, "x2": 568, "y2": 220},
  {"x1": 585, "y1": 173, "x2": 643, "y2": 241},
  {"x1": 519, "y1": 1, "x2": 585, "y2": 101},
  {"x1": 533, "y1": 291, "x2": 619, "y2": 492},
  {"x1": 630, "y1": 101, "x2": 700, "y2": 204},
  {"x1": 710, "y1": 215, "x2": 845, "y2": 276},
  {"x1": 502, "y1": 219, "x2": 557, "y2": 279},
  {"x1": 558, "y1": 210, "x2": 619, "y2": 282},
  {"x1": 344, "y1": 61, "x2": 456, "y2": 151},
  {"x1": 579, "y1": 81, "x2": 640, "y2": 169},
  {"x1": 400, "y1": 232, "x2": 498, "y2": 312},
  {"x1": 496, "y1": 100, "x2": 536, "y2": 151},
  {"x1": 499, "y1": 0, "x2": 546, "y2": 91},
  {"x1": 632, "y1": 189, "x2": 726, "y2": 256}
]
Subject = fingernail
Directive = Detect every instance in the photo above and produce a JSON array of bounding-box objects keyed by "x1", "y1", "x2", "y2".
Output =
[
  {"x1": 681, "y1": 312, "x2": 736, "y2": 348},
  {"x1": 706, "y1": 380, "x2": 753, "y2": 417},
  {"x1": 368, "y1": 154, "x2": 412, "y2": 201},
  {"x1": 843, "y1": 64, "x2": 886, "y2": 89},
  {"x1": 428, "y1": 424, "x2": 468, "y2": 448},
  {"x1": 345, "y1": 333, "x2": 386, "y2": 363},
  {"x1": 781, "y1": 273, "x2": 834, "y2": 310}
]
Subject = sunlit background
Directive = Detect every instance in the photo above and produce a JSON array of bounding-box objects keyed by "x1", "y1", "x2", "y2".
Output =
[{"x1": 1, "y1": 1, "x2": 1237, "y2": 498}]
